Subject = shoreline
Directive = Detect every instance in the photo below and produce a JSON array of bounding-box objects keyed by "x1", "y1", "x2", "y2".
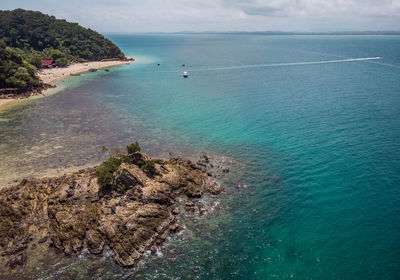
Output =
[
  {"x1": 0, "y1": 99, "x2": 14, "y2": 108},
  {"x1": 39, "y1": 59, "x2": 132, "y2": 85},
  {"x1": 0, "y1": 59, "x2": 134, "y2": 111}
]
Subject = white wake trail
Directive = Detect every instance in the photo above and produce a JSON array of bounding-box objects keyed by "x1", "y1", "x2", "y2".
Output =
[{"x1": 190, "y1": 57, "x2": 384, "y2": 72}]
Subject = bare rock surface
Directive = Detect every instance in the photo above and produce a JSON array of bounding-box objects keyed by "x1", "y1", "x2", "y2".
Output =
[{"x1": 0, "y1": 153, "x2": 225, "y2": 272}]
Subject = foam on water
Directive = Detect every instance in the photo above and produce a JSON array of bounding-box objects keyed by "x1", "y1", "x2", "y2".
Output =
[{"x1": 155, "y1": 57, "x2": 384, "y2": 73}]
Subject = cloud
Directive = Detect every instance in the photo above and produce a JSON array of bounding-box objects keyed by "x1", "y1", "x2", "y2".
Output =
[
  {"x1": 1, "y1": 0, "x2": 400, "y2": 32},
  {"x1": 237, "y1": 6, "x2": 282, "y2": 17}
]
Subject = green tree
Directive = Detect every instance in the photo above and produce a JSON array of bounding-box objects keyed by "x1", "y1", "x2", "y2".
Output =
[
  {"x1": 0, "y1": 9, "x2": 125, "y2": 61},
  {"x1": 95, "y1": 157, "x2": 122, "y2": 188},
  {"x1": 126, "y1": 142, "x2": 141, "y2": 154},
  {"x1": 26, "y1": 50, "x2": 43, "y2": 68},
  {"x1": 0, "y1": 41, "x2": 39, "y2": 89}
]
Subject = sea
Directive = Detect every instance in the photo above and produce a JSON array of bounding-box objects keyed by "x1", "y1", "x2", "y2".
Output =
[{"x1": 0, "y1": 34, "x2": 399, "y2": 279}]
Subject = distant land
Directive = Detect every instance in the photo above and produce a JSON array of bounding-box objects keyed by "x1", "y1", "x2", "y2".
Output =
[{"x1": 117, "y1": 31, "x2": 400, "y2": 36}]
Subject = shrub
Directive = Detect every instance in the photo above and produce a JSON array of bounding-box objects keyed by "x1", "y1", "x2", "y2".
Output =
[
  {"x1": 27, "y1": 51, "x2": 43, "y2": 68},
  {"x1": 141, "y1": 160, "x2": 156, "y2": 175},
  {"x1": 55, "y1": 56, "x2": 68, "y2": 67},
  {"x1": 122, "y1": 156, "x2": 133, "y2": 164},
  {"x1": 126, "y1": 142, "x2": 141, "y2": 154},
  {"x1": 95, "y1": 157, "x2": 122, "y2": 188},
  {"x1": 118, "y1": 184, "x2": 127, "y2": 193}
]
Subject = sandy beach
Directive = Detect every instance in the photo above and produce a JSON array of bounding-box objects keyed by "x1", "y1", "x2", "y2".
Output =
[
  {"x1": 0, "y1": 59, "x2": 133, "y2": 110},
  {"x1": 39, "y1": 59, "x2": 132, "y2": 84},
  {"x1": 0, "y1": 99, "x2": 15, "y2": 108}
]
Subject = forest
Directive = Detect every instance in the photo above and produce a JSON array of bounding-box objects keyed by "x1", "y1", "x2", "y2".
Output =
[{"x1": 0, "y1": 9, "x2": 125, "y2": 89}]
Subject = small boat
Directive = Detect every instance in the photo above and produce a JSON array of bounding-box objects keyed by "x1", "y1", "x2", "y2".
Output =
[
  {"x1": 183, "y1": 72, "x2": 188, "y2": 78},
  {"x1": 182, "y1": 64, "x2": 185, "y2": 67},
  {"x1": 70, "y1": 73, "x2": 81, "y2": 76},
  {"x1": 89, "y1": 68, "x2": 97, "y2": 72},
  {"x1": 105, "y1": 68, "x2": 110, "y2": 72},
  {"x1": 157, "y1": 63, "x2": 160, "y2": 66}
]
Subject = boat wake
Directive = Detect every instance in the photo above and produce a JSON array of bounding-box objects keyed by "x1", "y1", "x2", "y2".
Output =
[
  {"x1": 154, "y1": 57, "x2": 384, "y2": 74},
  {"x1": 191, "y1": 57, "x2": 384, "y2": 72}
]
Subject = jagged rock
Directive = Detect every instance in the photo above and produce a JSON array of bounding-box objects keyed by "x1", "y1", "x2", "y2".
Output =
[
  {"x1": 11, "y1": 192, "x2": 19, "y2": 200},
  {"x1": 169, "y1": 223, "x2": 180, "y2": 233},
  {"x1": 200, "y1": 152, "x2": 209, "y2": 159},
  {"x1": 113, "y1": 168, "x2": 143, "y2": 189},
  {"x1": 172, "y1": 207, "x2": 180, "y2": 215},
  {"x1": 185, "y1": 201, "x2": 196, "y2": 212},
  {"x1": 38, "y1": 236, "x2": 48, "y2": 243},
  {"x1": 69, "y1": 182, "x2": 76, "y2": 189},
  {"x1": 0, "y1": 152, "x2": 224, "y2": 272},
  {"x1": 185, "y1": 201, "x2": 194, "y2": 207},
  {"x1": 86, "y1": 230, "x2": 104, "y2": 254},
  {"x1": 197, "y1": 161, "x2": 207, "y2": 167},
  {"x1": 65, "y1": 189, "x2": 74, "y2": 198},
  {"x1": 7, "y1": 253, "x2": 26, "y2": 269},
  {"x1": 128, "y1": 152, "x2": 150, "y2": 166},
  {"x1": 204, "y1": 181, "x2": 224, "y2": 195}
]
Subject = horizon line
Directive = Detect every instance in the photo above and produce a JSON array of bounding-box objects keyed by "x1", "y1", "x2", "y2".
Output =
[{"x1": 102, "y1": 30, "x2": 400, "y2": 35}]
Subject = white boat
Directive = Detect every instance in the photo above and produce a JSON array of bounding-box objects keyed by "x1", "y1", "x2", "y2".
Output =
[{"x1": 183, "y1": 71, "x2": 188, "y2": 78}]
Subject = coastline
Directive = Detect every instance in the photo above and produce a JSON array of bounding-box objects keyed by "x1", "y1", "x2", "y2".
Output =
[
  {"x1": 39, "y1": 59, "x2": 132, "y2": 85},
  {"x1": 0, "y1": 99, "x2": 14, "y2": 109},
  {"x1": 0, "y1": 59, "x2": 133, "y2": 111}
]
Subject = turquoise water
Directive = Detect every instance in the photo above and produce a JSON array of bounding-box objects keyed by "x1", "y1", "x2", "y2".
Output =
[{"x1": 1, "y1": 34, "x2": 400, "y2": 279}]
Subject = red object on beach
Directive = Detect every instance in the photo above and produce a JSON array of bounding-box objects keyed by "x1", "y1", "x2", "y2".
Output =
[{"x1": 41, "y1": 59, "x2": 54, "y2": 67}]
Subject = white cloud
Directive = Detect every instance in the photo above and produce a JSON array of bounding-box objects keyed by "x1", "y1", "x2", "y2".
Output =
[{"x1": 1, "y1": 0, "x2": 400, "y2": 31}]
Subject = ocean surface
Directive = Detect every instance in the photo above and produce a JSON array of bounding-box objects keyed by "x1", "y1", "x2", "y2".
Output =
[{"x1": 1, "y1": 34, "x2": 400, "y2": 279}]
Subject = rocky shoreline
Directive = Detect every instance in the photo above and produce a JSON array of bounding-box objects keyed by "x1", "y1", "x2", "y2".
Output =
[
  {"x1": 0, "y1": 152, "x2": 224, "y2": 275},
  {"x1": 0, "y1": 83, "x2": 56, "y2": 101}
]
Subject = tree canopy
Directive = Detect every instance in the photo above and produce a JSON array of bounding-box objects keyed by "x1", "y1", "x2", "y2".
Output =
[
  {"x1": 0, "y1": 9, "x2": 125, "y2": 61},
  {"x1": 0, "y1": 9, "x2": 125, "y2": 90},
  {"x1": 0, "y1": 40, "x2": 39, "y2": 89}
]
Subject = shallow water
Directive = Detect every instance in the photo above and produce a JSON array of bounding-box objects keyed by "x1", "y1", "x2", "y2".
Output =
[{"x1": 1, "y1": 34, "x2": 400, "y2": 279}]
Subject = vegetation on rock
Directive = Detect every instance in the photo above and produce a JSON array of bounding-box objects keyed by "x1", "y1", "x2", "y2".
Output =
[
  {"x1": 96, "y1": 142, "x2": 155, "y2": 192},
  {"x1": 95, "y1": 157, "x2": 122, "y2": 190},
  {"x1": 126, "y1": 141, "x2": 141, "y2": 154},
  {"x1": 140, "y1": 159, "x2": 156, "y2": 175},
  {"x1": 0, "y1": 145, "x2": 225, "y2": 273}
]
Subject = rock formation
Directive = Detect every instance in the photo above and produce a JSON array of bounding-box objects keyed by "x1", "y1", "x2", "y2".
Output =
[{"x1": 0, "y1": 153, "x2": 224, "y2": 272}]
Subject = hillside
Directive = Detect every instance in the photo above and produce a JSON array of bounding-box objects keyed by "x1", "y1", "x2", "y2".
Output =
[
  {"x1": 0, "y1": 40, "x2": 39, "y2": 89},
  {"x1": 0, "y1": 9, "x2": 126, "y2": 91},
  {"x1": 0, "y1": 9, "x2": 124, "y2": 61}
]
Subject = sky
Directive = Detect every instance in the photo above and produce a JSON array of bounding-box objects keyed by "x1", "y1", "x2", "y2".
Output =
[{"x1": 1, "y1": 0, "x2": 400, "y2": 33}]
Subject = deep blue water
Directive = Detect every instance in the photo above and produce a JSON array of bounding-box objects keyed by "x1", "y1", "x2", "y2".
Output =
[{"x1": 1, "y1": 34, "x2": 400, "y2": 279}]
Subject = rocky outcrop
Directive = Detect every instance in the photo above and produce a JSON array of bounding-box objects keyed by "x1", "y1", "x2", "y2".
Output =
[
  {"x1": 0, "y1": 83, "x2": 56, "y2": 100},
  {"x1": 0, "y1": 153, "x2": 224, "y2": 272}
]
